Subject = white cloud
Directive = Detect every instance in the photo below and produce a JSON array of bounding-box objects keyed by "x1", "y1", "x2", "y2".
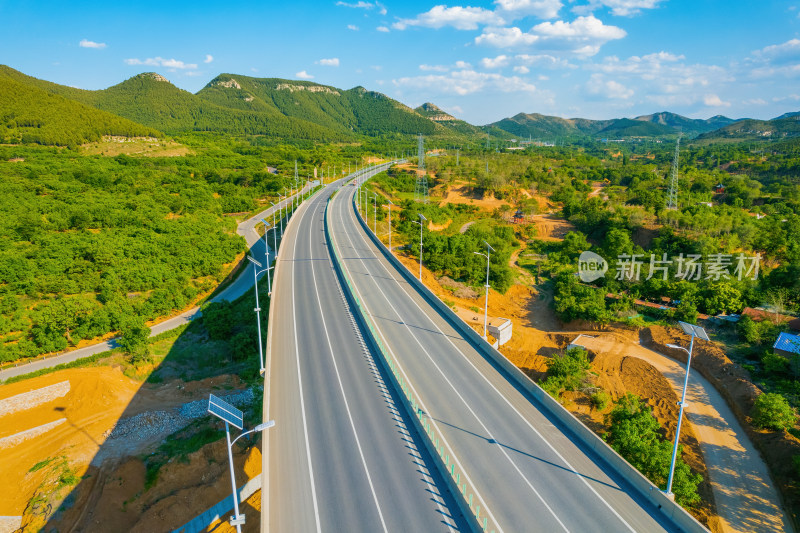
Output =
[
  {"x1": 514, "y1": 65, "x2": 530, "y2": 73},
  {"x1": 455, "y1": 60, "x2": 473, "y2": 69},
  {"x1": 481, "y1": 55, "x2": 511, "y2": 68},
  {"x1": 124, "y1": 57, "x2": 198, "y2": 69},
  {"x1": 296, "y1": 70, "x2": 314, "y2": 79},
  {"x1": 573, "y1": 0, "x2": 663, "y2": 17},
  {"x1": 703, "y1": 94, "x2": 731, "y2": 107},
  {"x1": 420, "y1": 64, "x2": 450, "y2": 72},
  {"x1": 494, "y1": 0, "x2": 562, "y2": 19},
  {"x1": 393, "y1": 5, "x2": 504, "y2": 30},
  {"x1": 538, "y1": 74, "x2": 549, "y2": 80},
  {"x1": 533, "y1": 15, "x2": 625, "y2": 40},
  {"x1": 738, "y1": 39, "x2": 800, "y2": 80},
  {"x1": 585, "y1": 73, "x2": 633, "y2": 99},
  {"x1": 204, "y1": 54, "x2": 214, "y2": 64},
  {"x1": 582, "y1": 52, "x2": 731, "y2": 110},
  {"x1": 515, "y1": 53, "x2": 575, "y2": 68},
  {"x1": 394, "y1": 69, "x2": 536, "y2": 96},
  {"x1": 370, "y1": 65, "x2": 383, "y2": 70},
  {"x1": 476, "y1": 15, "x2": 625, "y2": 56},
  {"x1": 376, "y1": 25, "x2": 390, "y2": 32},
  {"x1": 317, "y1": 57, "x2": 340, "y2": 67},
  {"x1": 743, "y1": 98, "x2": 767, "y2": 106},
  {"x1": 447, "y1": 105, "x2": 465, "y2": 114},
  {"x1": 336, "y1": 1, "x2": 387, "y2": 14},
  {"x1": 79, "y1": 39, "x2": 106, "y2": 49},
  {"x1": 337, "y1": 1, "x2": 374, "y2": 9},
  {"x1": 773, "y1": 94, "x2": 800, "y2": 102},
  {"x1": 752, "y1": 38, "x2": 800, "y2": 64},
  {"x1": 475, "y1": 26, "x2": 539, "y2": 47},
  {"x1": 185, "y1": 71, "x2": 205, "y2": 77},
  {"x1": 348, "y1": 24, "x2": 360, "y2": 31}
]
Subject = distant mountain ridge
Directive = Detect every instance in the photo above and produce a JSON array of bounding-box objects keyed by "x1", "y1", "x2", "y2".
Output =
[
  {"x1": 1, "y1": 64, "x2": 797, "y2": 145},
  {"x1": 488, "y1": 110, "x2": 742, "y2": 139},
  {"x1": 697, "y1": 114, "x2": 800, "y2": 141}
]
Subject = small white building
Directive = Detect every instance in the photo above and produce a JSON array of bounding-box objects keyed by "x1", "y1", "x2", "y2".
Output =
[{"x1": 488, "y1": 318, "x2": 513, "y2": 346}]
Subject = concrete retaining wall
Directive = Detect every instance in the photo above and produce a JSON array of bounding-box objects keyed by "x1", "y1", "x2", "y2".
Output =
[{"x1": 172, "y1": 476, "x2": 261, "y2": 533}]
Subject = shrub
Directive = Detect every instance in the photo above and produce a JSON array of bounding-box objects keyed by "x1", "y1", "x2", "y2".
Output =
[
  {"x1": 590, "y1": 390, "x2": 611, "y2": 410},
  {"x1": 761, "y1": 353, "x2": 789, "y2": 376},
  {"x1": 751, "y1": 393, "x2": 796, "y2": 431}
]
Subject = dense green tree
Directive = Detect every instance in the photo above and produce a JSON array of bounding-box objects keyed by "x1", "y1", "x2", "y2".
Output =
[{"x1": 751, "y1": 393, "x2": 796, "y2": 431}]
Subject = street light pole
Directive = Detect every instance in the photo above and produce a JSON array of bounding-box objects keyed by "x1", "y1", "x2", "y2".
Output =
[
  {"x1": 247, "y1": 255, "x2": 269, "y2": 375},
  {"x1": 277, "y1": 196, "x2": 285, "y2": 235},
  {"x1": 208, "y1": 394, "x2": 275, "y2": 533},
  {"x1": 412, "y1": 213, "x2": 427, "y2": 281},
  {"x1": 386, "y1": 199, "x2": 394, "y2": 250},
  {"x1": 473, "y1": 240, "x2": 495, "y2": 339},
  {"x1": 373, "y1": 193, "x2": 377, "y2": 235},
  {"x1": 664, "y1": 321, "x2": 708, "y2": 498}
]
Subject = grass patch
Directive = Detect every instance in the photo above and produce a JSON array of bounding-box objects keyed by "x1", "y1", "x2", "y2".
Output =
[
  {"x1": 3, "y1": 350, "x2": 115, "y2": 385},
  {"x1": 143, "y1": 418, "x2": 224, "y2": 491},
  {"x1": 29, "y1": 457, "x2": 56, "y2": 473}
]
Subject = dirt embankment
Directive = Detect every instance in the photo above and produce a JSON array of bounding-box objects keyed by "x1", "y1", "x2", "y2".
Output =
[
  {"x1": 45, "y1": 442, "x2": 261, "y2": 532},
  {"x1": 643, "y1": 326, "x2": 800, "y2": 530}
]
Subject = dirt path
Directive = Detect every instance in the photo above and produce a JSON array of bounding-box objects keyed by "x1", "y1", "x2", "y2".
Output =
[{"x1": 577, "y1": 335, "x2": 792, "y2": 533}]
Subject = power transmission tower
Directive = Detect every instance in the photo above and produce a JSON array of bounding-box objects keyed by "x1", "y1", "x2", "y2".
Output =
[
  {"x1": 415, "y1": 134, "x2": 428, "y2": 203},
  {"x1": 666, "y1": 134, "x2": 682, "y2": 210}
]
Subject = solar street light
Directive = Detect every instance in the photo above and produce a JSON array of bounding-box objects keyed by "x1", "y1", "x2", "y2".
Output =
[
  {"x1": 664, "y1": 321, "x2": 708, "y2": 498},
  {"x1": 208, "y1": 394, "x2": 275, "y2": 533}
]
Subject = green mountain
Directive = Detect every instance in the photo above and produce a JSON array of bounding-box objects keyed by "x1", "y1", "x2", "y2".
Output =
[
  {"x1": 196, "y1": 74, "x2": 438, "y2": 137},
  {"x1": 697, "y1": 114, "x2": 800, "y2": 141},
  {"x1": 0, "y1": 76, "x2": 159, "y2": 146},
  {"x1": 596, "y1": 118, "x2": 675, "y2": 138},
  {"x1": 489, "y1": 112, "x2": 612, "y2": 139},
  {"x1": 414, "y1": 102, "x2": 484, "y2": 136},
  {"x1": 490, "y1": 110, "x2": 739, "y2": 140},
  {"x1": 632, "y1": 111, "x2": 737, "y2": 135}
]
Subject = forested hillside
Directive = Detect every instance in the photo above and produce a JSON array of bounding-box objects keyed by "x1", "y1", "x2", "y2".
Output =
[
  {"x1": 0, "y1": 77, "x2": 160, "y2": 146},
  {"x1": 0, "y1": 142, "x2": 292, "y2": 362},
  {"x1": 197, "y1": 75, "x2": 439, "y2": 136},
  {"x1": 697, "y1": 115, "x2": 800, "y2": 141},
  {"x1": 415, "y1": 102, "x2": 486, "y2": 136}
]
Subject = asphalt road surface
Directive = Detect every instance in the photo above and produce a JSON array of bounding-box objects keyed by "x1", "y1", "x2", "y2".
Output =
[
  {"x1": 261, "y1": 169, "x2": 469, "y2": 532},
  {"x1": 327, "y1": 180, "x2": 686, "y2": 533}
]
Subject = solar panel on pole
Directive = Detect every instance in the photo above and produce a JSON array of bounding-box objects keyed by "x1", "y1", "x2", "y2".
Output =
[
  {"x1": 678, "y1": 321, "x2": 709, "y2": 341},
  {"x1": 208, "y1": 394, "x2": 244, "y2": 429}
]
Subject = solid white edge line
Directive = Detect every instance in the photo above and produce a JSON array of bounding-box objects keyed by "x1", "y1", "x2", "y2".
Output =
[{"x1": 290, "y1": 196, "x2": 323, "y2": 533}]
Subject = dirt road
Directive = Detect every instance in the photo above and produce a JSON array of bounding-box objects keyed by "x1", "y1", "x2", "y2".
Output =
[{"x1": 577, "y1": 335, "x2": 792, "y2": 533}]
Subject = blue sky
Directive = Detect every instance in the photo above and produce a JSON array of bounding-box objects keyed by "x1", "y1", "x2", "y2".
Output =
[{"x1": 2, "y1": 0, "x2": 800, "y2": 124}]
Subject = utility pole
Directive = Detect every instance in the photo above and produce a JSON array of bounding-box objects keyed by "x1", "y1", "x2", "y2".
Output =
[
  {"x1": 666, "y1": 133, "x2": 682, "y2": 210},
  {"x1": 473, "y1": 240, "x2": 494, "y2": 339},
  {"x1": 415, "y1": 134, "x2": 428, "y2": 203}
]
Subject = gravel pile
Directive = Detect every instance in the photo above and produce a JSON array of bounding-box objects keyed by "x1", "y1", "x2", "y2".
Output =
[
  {"x1": 179, "y1": 388, "x2": 255, "y2": 419},
  {"x1": 106, "y1": 388, "x2": 257, "y2": 442}
]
